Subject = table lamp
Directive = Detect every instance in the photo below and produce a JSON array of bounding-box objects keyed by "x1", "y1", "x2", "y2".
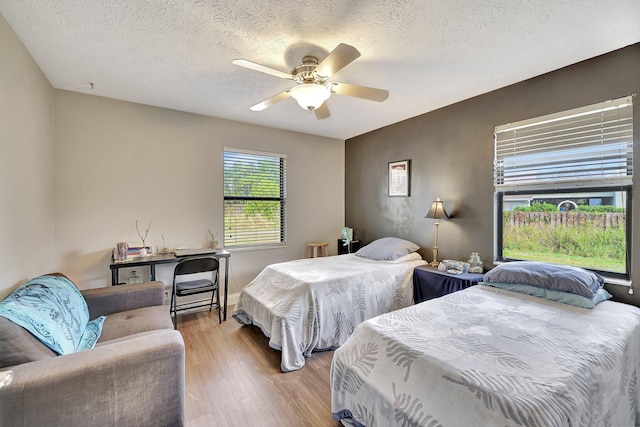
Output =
[{"x1": 425, "y1": 197, "x2": 449, "y2": 267}]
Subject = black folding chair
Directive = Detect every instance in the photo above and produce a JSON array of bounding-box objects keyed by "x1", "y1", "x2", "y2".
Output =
[{"x1": 170, "y1": 256, "x2": 220, "y2": 329}]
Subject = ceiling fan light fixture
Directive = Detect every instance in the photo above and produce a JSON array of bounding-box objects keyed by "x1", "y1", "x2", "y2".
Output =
[{"x1": 290, "y1": 84, "x2": 331, "y2": 111}]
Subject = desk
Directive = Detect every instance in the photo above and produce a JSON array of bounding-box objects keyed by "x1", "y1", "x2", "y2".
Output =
[
  {"x1": 110, "y1": 250, "x2": 231, "y2": 320},
  {"x1": 413, "y1": 266, "x2": 484, "y2": 304}
]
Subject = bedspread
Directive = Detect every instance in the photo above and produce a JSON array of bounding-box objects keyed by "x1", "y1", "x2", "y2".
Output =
[
  {"x1": 233, "y1": 254, "x2": 426, "y2": 371},
  {"x1": 331, "y1": 285, "x2": 640, "y2": 427}
]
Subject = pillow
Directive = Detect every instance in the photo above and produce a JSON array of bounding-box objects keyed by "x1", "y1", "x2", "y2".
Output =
[
  {"x1": 355, "y1": 237, "x2": 420, "y2": 261},
  {"x1": 0, "y1": 275, "x2": 99, "y2": 355},
  {"x1": 76, "y1": 316, "x2": 106, "y2": 351},
  {"x1": 483, "y1": 282, "x2": 612, "y2": 309},
  {"x1": 385, "y1": 252, "x2": 423, "y2": 264},
  {"x1": 483, "y1": 261, "x2": 604, "y2": 298}
]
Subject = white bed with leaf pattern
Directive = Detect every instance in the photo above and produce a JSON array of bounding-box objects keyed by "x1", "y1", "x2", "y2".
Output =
[
  {"x1": 331, "y1": 281, "x2": 640, "y2": 427},
  {"x1": 233, "y1": 240, "x2": 426, "y2": 372}
]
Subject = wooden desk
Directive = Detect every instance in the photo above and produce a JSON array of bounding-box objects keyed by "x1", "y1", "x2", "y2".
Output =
[{"x1": 110, "y1": 250, "x2": 231, "y2": 320}]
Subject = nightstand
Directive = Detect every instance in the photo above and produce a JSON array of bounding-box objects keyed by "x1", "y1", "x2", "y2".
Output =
[
  {"x1": 413, "y1": 265, "x2": 484, "y2": 304},
  {"x1": 337, "y1": 239, "x2": 360, "y2": 255}
]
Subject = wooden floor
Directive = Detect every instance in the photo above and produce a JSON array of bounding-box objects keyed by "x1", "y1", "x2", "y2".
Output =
[{"x1": 177, "y1": 309, "x2": 342, "y2": 426}]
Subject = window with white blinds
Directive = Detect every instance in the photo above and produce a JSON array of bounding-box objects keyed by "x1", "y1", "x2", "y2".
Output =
[
  {"x1": 494, "y1": 96, "x2": 633, "y2": 191},
  {"x1": 494, "y1": 96, "x2": 634, "y2": 279},
  {"x1": 223, "y1": 148, "x2": 286, "y2": 248}
]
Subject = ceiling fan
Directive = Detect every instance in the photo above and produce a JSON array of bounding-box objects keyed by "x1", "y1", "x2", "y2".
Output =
[{"x1": 232, "y1": 43, "x2": 389, "y2": 119}]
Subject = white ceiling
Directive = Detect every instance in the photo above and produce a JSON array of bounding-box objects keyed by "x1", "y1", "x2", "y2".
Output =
[{"x1": 2, "y1": 1, "x2": 639, "y2": 140}]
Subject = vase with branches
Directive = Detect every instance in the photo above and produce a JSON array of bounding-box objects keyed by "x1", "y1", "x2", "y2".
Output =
[
  {"x1": 136, "y1": 220, "x2": 151, "y2": 256},
  {"x1": 160, "y1": 234, "x2": 169, "y2": 254},
  {"x1": 207, "y1": 229, "x2": 219, "y2": 249}
]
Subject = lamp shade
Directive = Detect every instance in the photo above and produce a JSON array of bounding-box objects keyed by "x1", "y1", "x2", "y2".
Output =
[
  {"x1": 425, "y1": 197, "x2": 449, "y2": 219},
  {"x1": 290, "y1": 84, "x2": 331, "y2": 111}
]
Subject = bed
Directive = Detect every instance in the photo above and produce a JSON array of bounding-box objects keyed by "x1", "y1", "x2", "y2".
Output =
[
  {"x1": 331, "y1": 263, "x2": 640, "y2": 427},
  {"x1": 232, "y1": 238, "x2": 427, "y2": 372}
]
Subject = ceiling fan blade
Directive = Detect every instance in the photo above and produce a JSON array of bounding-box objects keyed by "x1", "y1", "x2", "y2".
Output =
[
  {"x1": 232, "y1": 59, "x2": 294, "y2": 80},
  {"x1": 315, "y1": 44, "x2": 361, "y2": 78},
  {"x1": 330, "y1": 82, "x2": 389, "y2": 102},
  {"x1": 314, "y1": 103, "x2": 331, "y2": 120},
  {"x1": 250, "y1": 91, "x2": 292, "y2": 111}
]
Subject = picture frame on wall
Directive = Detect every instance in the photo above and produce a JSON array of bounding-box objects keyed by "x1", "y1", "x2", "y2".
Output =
[{"x1": 388, "y1": 159, "x2": 411, "y2": 197}]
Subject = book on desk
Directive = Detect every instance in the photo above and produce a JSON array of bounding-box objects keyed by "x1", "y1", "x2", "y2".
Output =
[{"x1": 173, "y1": 248, "x2": 219, "y2": 257}]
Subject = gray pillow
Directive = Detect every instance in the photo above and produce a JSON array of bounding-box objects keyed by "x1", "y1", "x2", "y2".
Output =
[
  {"x1": 483, "y1": 261, "x2": 604, "y2": 298},
  {"x1": 355, "y1": 237, "x2": 419, "y2": 261}
]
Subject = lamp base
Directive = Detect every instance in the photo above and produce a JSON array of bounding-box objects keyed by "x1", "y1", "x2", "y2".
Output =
[{"x1": 431, "y1": 245, "x2": 440, "y2": 268}]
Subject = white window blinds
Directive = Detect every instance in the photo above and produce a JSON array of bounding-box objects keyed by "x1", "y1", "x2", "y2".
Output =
[
  {"x1": 223, "y1": 148, "x2": 286, "y2": 248},
  {"x1": 494, "y1": 96, "x2": 633, "y2": 191}
]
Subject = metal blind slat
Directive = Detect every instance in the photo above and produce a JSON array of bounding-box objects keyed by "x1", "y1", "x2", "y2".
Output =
[{"x1": 494, "y1": 96, "x2": 633, "y2": 189}]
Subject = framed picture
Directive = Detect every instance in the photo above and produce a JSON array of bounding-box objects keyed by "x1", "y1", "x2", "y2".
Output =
[{"x1": 388, "y1": 159, "x2": 411, "y2": 197}]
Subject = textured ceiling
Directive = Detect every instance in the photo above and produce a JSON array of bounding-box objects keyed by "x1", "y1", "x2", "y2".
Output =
[{"x1": 2, "y1": 1, "x2": 639, "y2": 140}]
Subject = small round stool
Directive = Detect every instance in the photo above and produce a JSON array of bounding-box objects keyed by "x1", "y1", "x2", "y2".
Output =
[{"x1": 307, "y1": 242, "x2": 329, "y2": 258}]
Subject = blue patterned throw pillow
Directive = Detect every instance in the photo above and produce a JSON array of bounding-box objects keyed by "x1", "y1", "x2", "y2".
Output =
[
  {"x1": 0, "y1": 275, "x2": 102, "y2": 355},
  {"x1": 77, "y1": 316, "x2": 106, "y2": 351}
]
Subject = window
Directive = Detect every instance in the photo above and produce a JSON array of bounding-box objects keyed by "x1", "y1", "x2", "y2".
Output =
[
  {"x1": 494, "y1": 96, "x2": 633, "y2": 278},
  {"x1": 223, "y1": 148, "x2": 286, "y2": 249}
]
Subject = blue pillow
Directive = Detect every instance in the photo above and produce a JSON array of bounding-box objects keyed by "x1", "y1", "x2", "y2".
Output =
[
  {"x1": 355, "y1": 237, "x2": 419, "y2": 261},
  {"x1": 483, "y1": 261, "x2": 604, "y2": 298},
  {"x1": 0, "y1": 275, "x2": 100, "y2": 355},
  {"x1": 483, "y1": 282, "x2": 612, "y2": 309}
]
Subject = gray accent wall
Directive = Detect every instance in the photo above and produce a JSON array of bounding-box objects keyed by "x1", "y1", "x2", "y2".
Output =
[{"x1": 345, "y1": 43, "x2": 640, "y2": 305}]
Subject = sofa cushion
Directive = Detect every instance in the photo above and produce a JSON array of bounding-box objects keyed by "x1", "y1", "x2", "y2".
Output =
[
  {"x1": 0, "y1": 316, "x2": 56, "y2": 369},
  {"x1": 0, "y1": 275, "x2": 93, "y2": 355},
  {"x1": 98, "y1": 305, "x2": 173, "y2": 342}
]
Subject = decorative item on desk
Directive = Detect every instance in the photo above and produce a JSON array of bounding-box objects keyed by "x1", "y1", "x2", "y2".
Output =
[
  {"x1": 116, "y1": 242, "x2": 128, "y2": 260},
  {"x1": 160, "y1": 234, "x2": 169, "y2": 254},
  {"x1": 127, "y1": 245, "x2": 153, "y2": 257},
  {"x1": 467, "y1": 252, "x2": 483, "y2": 273},
  {"x1": 207, "y1": 229, "x2": 219, "y2": 250},
  {"x1": 136, "y1": 220, "x2": 151, "y2": 257},
  {"x1": 425, "y1": 197, "x2": 449, "y2": 267}
]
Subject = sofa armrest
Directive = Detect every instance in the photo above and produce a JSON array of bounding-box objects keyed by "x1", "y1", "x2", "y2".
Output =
[
  {"x1": 82, "y1": 281, "x2": 165, "y2": 318},
  {"x1": 0, "y1": 330, "x2": 185, "y2": 427}
]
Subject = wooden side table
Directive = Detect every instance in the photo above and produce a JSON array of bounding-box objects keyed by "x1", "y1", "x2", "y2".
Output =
[
  {"x1": 307, "y1": 242, "x2": 329, "y2": 258},
  {"x1": 413, "y1": 266, "x2": 484, "y2": 304}
]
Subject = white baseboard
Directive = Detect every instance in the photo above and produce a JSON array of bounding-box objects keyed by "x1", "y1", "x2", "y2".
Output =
[{"x1": 226, "y1": 292, "x2": 240, "y2": 307}]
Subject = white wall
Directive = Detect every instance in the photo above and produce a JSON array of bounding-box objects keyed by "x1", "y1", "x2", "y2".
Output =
[
  {"x1": 54, "y1": 91, "x2": 345, "y2": 293},
  {"x1": 0, "y1": 14, "x2": 56, "y2": 299}
]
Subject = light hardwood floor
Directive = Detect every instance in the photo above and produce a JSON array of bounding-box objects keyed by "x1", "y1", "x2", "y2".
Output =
[{"x1": 177, "y1": 309, "x2": 342, "y2": 426}]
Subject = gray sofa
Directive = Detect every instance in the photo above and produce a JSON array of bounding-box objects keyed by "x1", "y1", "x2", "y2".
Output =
[{"x1": 0, "y1": 280, "x2": 185, "y2": 427}]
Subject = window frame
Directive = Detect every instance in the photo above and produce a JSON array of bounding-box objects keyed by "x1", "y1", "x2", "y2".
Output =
[{"x1": 223, "y1": 147, "x2": 287, "y2": 250}]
